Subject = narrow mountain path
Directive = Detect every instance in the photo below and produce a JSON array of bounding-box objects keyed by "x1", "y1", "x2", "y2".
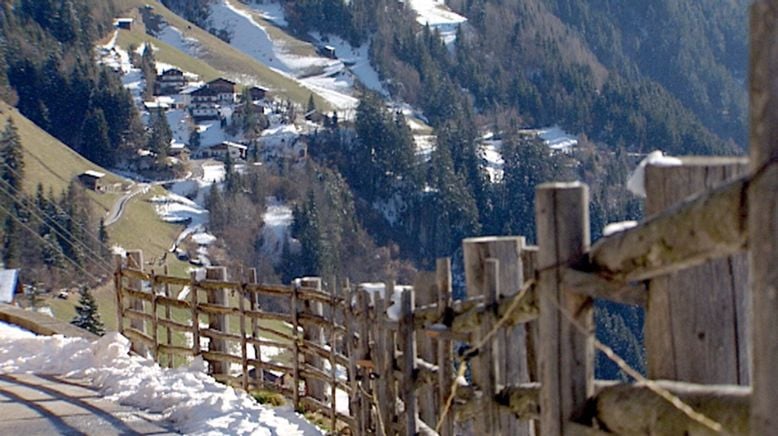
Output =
[{"x1": 0, "y1": 373, "x2": 177, "y2": 435}]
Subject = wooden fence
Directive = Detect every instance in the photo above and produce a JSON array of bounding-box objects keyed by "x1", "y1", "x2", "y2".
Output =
[
  {"x1": 114, "y1": 5, "x2": 778, "y2": 433},
  {"x1": 114, "y1": 160, "x2": 771, "y2": 435}
]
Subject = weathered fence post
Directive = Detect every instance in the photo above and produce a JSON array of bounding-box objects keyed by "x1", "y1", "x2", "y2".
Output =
[
  {"x1": 345, "y1": 282, "x2": 363, "y2": 435},
  {"x1": 644, "y1": 158, "x2": 750, "y2": 385},
  {"x1": 399, "y1": 287, "x2": 417, "y2": 436},
  {"x1": 113, "y1": 254, "x2": 124, "y2": 337},
  {"x1": 463, "y1": 236, "x2": 532, "y2": 435},
  {"x1": 475, "y1": 258, "x2": 500, "y2": 434},
  {"x1": 301, "y1": 277, "x2": 326, "y2": 403},
  {"x1": 190, "y1": 270, "x2": 201, "y2": 356},
  {"x1": 292, "y1": 281, "x2": 301, "y2": 410},
  {"x1": 126, "y1": 250, "x2": 147, "y2": 356},
  {"x1": 357, "y1": 288, "x2": 372, "y2": 434},
  {"x1": 436, "y1": 258, "x2": 454, "y2": 436},
  {"x1": 150, "y1": 270, "x2": 159, "y2": 361},
  {"x1": 749, "y1": 1, "x2": 778, "y2": 432},
  {"x1": 206, "y1": 266, "x2": 228, "y2": 376},
  {"x1": 536, "y1": 182, "x2": 593, "y2": 435},
  {"x1": 248, "y1": 268, "x2": 262, "y2": 388},
  {"x1": 164, "y1": 264, "x2": 173, "y2": 368},
  {"x1": 373, "y1": 291, "x2": 391, "y2": 436}
]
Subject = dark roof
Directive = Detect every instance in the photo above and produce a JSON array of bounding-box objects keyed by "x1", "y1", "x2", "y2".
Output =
[
  {"x1": 191, "y1": 86, "x2": 219, "y2": 97},
  {"x1": 159, "y1": 68, "x2": 184, "y2": 77},
  {"x1": 207, "y1": 78, "x2": 236, "y2": 87}
]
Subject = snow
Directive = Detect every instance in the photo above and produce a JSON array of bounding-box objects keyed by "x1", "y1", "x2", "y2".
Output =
[
  {"x1": 244, "y1": 0, "x2": 288, "y2": 26},
  {"x1": 208, "y1": 0, "x2": 362, "y2": 112},
  {"x1": 356, "y1": 283, "x2": 411, "y2": 321},
  {"x1": 156, "y1": 26, "x2": 203, "y2": 58},
  {"x1": 406, "y1": 0, "x2": 467, "y2": 45},
  {"x1": 0, "y1": 321, "x2": 34, "y2": 339},
  {"x1": 626, "y1": 150, "x2": 683, "y2": 197},
  {"x1": 0, "y1": 331, "x2": 322, "y2": 435},
  {"x1": 481, "y1": 137, "x2": 504, "y2": 183},
  {"x1": 603, "y1": 221, "x2": 638, "y2": 237},
  {"x1": 260, "y1": 197, "x2": 293, "y2": 262}
]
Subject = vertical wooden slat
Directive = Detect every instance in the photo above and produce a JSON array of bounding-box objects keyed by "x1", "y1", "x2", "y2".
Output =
[
  {"x1": 239, "y1": 282, "x2": 248, "y2": 391},
  {"x1": 399, "y1": 287, "x2": 417, "y2": 436},
  {"x1": 749, "y1": 1, "x2": 778, "y2": 433},
  {"x1": 164, "y1": 264, "x2": 173, "y2": 368},
  {"x1": 536, "y1": 182, "x2": 593, "y2": 435},
  {"x1": 190, "y1": 270, "x2": 201, "y2": 356},
  {"x1": 248, "y1": 269, "x2": 262, "y2": 388},
  {"x1": 329, "y1": 278, "x2": 338, "y2": 434},
  {"x1": 644, "y1": 158, "x2": 750, "y2": 385},
  {"x1": 205, "y1": 267, "x2": 228, "y2": 376},
  {"x1": 463, "y1": 236, "x2": 530, "y2": 435},
  {"x1": 302, "y1": 277, "x2": 326, "y2": 403},
  {"x1": 291, "y1": 281, "x2": 301, "y2": 410},
  {"x1": 151, "y1": 271, "x2": 159, "y2": 361},
  {"x1": 374, "y1": 292, "x2": 390, "y2": 436},
  {"x1": 113, "y1": 254, "x2": 124, "y2": 337},
  {"x1": 357, "y1": 289, "x2": 372, "y2": 434},
  {"x1": 475, "y1": 259, "x2": 500, "y2": 434},
  {"x1": 346, "y1": 282, "x2": 362, "y2": 435},
  {"x1": 126, "y1": 250, "x2": 146, "y2": 355},
  {"x1": 435, "y1": 258, "x2": 454, "y2": 436}
]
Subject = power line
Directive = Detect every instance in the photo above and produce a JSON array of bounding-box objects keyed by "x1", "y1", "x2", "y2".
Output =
[
  {"x1": 0, "y1": 178, "x2": 115, "y2": 276},
  {"x1": 0, "y1": 200, "x2": 103, "y2": 284},
  {"x1": 1, "y1": 161, "x2": 113, "y2": 255}
]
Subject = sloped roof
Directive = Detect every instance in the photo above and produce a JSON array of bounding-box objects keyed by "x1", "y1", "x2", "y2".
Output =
[{"x1": 0, "y1": 269, "x2": 19, "y2": 303}]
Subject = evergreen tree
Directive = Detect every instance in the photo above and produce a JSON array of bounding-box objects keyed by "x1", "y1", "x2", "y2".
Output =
[
  {"x1": 147, "y1": 108, "x2": 172, "y2": 159},
  {"x1": 307, "y1": 93, "x2": 316, "y2": 114},
  {"x1": 2, "y1": 210, "x2": 18, "y2": 268},
  {"x1": 80, "y1": 108, "x2": 113, "y2": 167},
  {"x1": 0, "y1": 119, "x2": 23, "y2": 192},
  {"x1": 70, "y1": 286, "x2": 104, "y2": 335}
]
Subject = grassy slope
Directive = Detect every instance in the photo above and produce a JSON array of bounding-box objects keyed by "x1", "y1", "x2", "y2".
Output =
[
  {"x1": 0, "y1": 104, "x2": 190, "y2": 327},
  {"x1": 112, "y1": 0, "x2": 331, "y2": 111}
]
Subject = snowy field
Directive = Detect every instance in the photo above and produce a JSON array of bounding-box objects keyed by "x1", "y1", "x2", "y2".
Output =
[
  {"x1": 406, "y1": 0, "x2": 467, "y2": 45},
  {"x1": 0, "y1": 329, "x2": 322, "y2": 435}
]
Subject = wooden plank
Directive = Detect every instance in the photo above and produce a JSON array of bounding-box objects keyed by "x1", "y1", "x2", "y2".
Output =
[
  {"x1": 749, "y1": 2, "x2": 778, "y2": 433},
  {"x1": 239, "y1": 283, "x2": 248, "y2": 391},
  {"x1": 644, "y1": 160, "x2": 750, "y2": 385},
  {"x1": 126, "y1": 250, "x2": 147, "y2": 356},
  {"x1": 151, "y1": 271, "x2": 159, "y2": 361},
  {"x1": 158, "y1": 343, "x2": 195, "y2": 357},
  {"x1": 414, "y1": 274, "x2": 437, "y2": 430},
  {"x1": 114, "y1": 255, "x2": 124, "y2": 336},
  {"x1": 155, "y1": 295, "x2": 191, "y2": 310},
  {"x1": 205, "y1": 267, "x2": 229, "y2": 376},
  {"x1": 301, "y1": 278, "x2": 326, "y2": 403},
  {"x1": 345, "y1": 283, "x2": 362, "y2": 435},
  {"x1": 357, "y1": 289, "x2": 372, "y2": 434},
  {"x1": 435, "y1": 258, "x2": 454, "y2": 436},
  {"x1": 475, "y1": 259, "x2": 499, "y2": 434},
  {"x1": 373, "y1": 293, "x2": 390, "y2": 436},
  {"x1": 163, "y1": 264, "x2": 173, "y2": 368},
  {"x1": 585, "y1": 175, "x2": 747, "y2": 282},
  {"x1": 399, "y1": 287, "x2": 417, "y2": 436},
  {"x1": 463, "y1": 236, "x2": 532, "y2": 435},
  {"x1": 592, "y1": 381, "x2": 749, "y2": 434},
  {"x1": 536, "y1": 182, "x2": 593, "y2": 435},
  {"x1": 291, "y1": 281, "x2": 301, "y2": 410},
  {"x1": 157, "y1": 317, "x2": 193, "y2": 332},
  {"x1": 190, "y1": 271, "x2": 201, "y2": 356},
  {"x1": 248, "y1": 269, "x2": 262, "y2": 390}
]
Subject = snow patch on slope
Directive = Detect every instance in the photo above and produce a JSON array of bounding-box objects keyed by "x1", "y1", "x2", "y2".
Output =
[{"x1": 406, "y1": 0, "x2": 467, "y2": 45}]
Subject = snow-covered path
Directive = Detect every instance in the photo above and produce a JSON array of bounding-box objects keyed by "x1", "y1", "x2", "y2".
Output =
[{"x1": 0, "y1": 323, "x2": 322, "y2": 435}]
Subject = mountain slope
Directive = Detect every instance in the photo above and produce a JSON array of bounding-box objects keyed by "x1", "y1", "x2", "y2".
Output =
[
  {"x1": 112, "y1": 0, "x2": 332, "y2": 110},
  {"x1": 0, "y1": 101, "x2": 181, "y2": 263}
]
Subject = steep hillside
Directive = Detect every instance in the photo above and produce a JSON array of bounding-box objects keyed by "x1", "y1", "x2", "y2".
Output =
[
  {"x1": 0, "y1": 101, "x2": 183, "y2": 270},
  {"x1": 111, "y1": 0, "x2": 332, "y2": 110}
]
